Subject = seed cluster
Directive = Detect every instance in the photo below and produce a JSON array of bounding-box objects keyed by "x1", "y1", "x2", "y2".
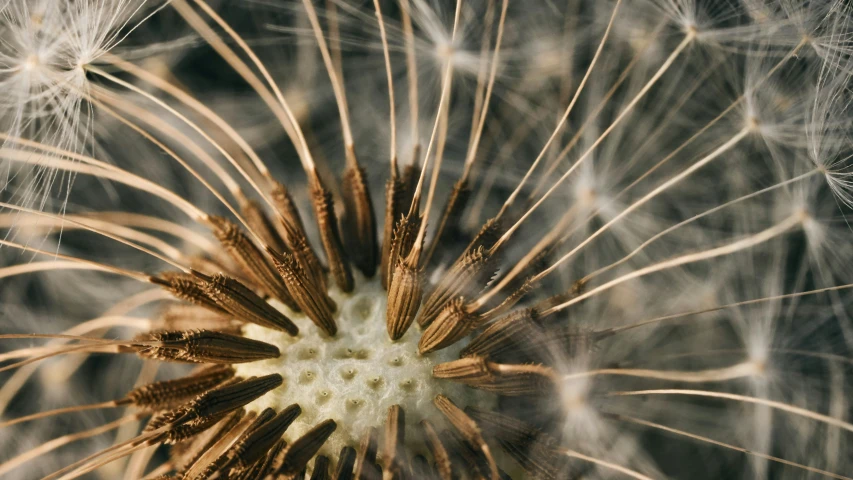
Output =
[{"x1": 235, "y1": 276, "x2": 489, "y2": 458}]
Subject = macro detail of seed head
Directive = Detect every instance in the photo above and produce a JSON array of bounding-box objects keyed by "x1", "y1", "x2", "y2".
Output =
[
  {"x1": 236, "y1": 275, "x2": 490, "y2": 459},
  {"x1": 1, "y1": 0, "x2": 853, "y2": 479}
]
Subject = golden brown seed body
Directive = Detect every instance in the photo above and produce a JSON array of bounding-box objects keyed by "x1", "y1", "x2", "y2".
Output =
[
  {"x1": 341, "y1": 160, "x2": 378, "y2": 278},
  {"x1": 310, "y1": 176, "x2": 353, "y2": 292},
  {"x1": 385, "y1": 260, "x2": 423, "y2": 340},
  {"x1": 200, "y1": 272, "x2": 299, "y2": 335},
  {"x1": 208, "y1": 215, "x2": 301, "y2": 311}
]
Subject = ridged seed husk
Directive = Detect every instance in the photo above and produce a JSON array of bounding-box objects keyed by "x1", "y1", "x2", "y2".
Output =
[
  {"x1": 148, "y1": 374, "x2": 282, "y2": 433},
  {"x1": 253, "y1": 439, "x2": 287, "y2": 479},
  {"x1": 124, "y1": 365, "x2": 235, "y2": 410},
  {"x1": 181, "y1": 410, "x2": 258, "y2": 480},
  {"x1": 310, "y1": 455, "x2": 331, "y2": 480},
  {"x1": 270, "y1": 178, "x2": 325, "y2": 292},
  {"x1": 156, "y1": 412, "x2": 231, "y2": 446},
  {"x1": 466, "y1": 407, "x2": 564, "y2": 480},
  {"x1": 310, "y1": 176, "x2": 354, "y2": 292},
  {"x1": 382, "y1": 405, "x2": 406, "y2": 477},
  {"x1": 381, "y1": 174, "x2": 406, "y2": 289},
  {"x1": 202, "y1": 407, "x2": 275, "y2": 474},
  {"x1": 384, "y1": 212, "x2": 421, "y2": 289},
  {"x1": 155, "y1": 272, "x2": 227, "y2": 315},
  {"x1": 241, "y1": 199, "x2": 289, "y2": 254},
  {"x1": 170, "y1": 410, "x2": 245, "y2": 472},
  {"x1": 433, "y1": 357, "x2": 555, "y2": 396},
  {"x1": 419, "y1": 297, "x2": 480, "y2": 354},
  {"x1": 460, "y1": 308, "x2": 538, "y2": 359},
  {"x1": 279, "y1": 215, "x2": 329, "y2": 293},
  {"x1": 399, "y1": 161, "x2": 421, "y2": 211},
  {"x1": 208, "y1": 216, "x2": 301, "y2": 312},
  {"x1": 137, "y1": 329, "x2": 279, "y2": 364},
  {"x1": 333, "y1": 446, "x2": 356, "y2": 480},
  {"x1": 278, "y1": 419, "x2": 338, "y2": 474},
  {"x1": 418, "y1": 245, "x2": 498, "y2": 328},
  {"x1": 271, "y1": 181, "x2": 307, "y2": 234},
  {"x1": 341, "y1": 159, "x2": 378, "y2": 278},
  {"x1": 201, "y1": 272, "x2": 299, "y2": 335},
  {"x1": 420, "y1": 420, "x2": 453, "y2": 480},
  {"x1": 386, "y1": 259, "x2": 423, "y2": 340},
  {"x1": 466, "y1": 216, "x2": 503, "y2": 255},
  {"x1": 433, "y1": 395, "x2": 498, "y2": 480},
  {"x1": 230, "y1": 404, "x2": 302, "y2": 469},
  {"x1": 269, "y1": 248, "x2": 338, "y2": 336}
]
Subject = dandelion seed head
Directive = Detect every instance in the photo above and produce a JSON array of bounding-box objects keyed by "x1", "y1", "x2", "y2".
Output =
[{"x1": 3, "y1": 0, "x2": 853, "y2": 478}]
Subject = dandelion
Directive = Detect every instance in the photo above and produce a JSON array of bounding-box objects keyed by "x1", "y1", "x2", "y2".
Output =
[{"x1": 1, "y1": 0, "x2": 853, "y2": 479}]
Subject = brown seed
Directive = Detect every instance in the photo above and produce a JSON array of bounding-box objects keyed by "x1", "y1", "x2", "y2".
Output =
[
  {"x1": 333, "y1": 446, "x2": 356, "y2": 480},
  {"x1": 271, "y1": 181, "x2": 306, "y2": 234},
  {"x1": 309, "y1": 175, "x2": 353, "y2": 292},
  {"x1": 268, "y1": 248, "x2": 338, "y2": 336},
  {"x1": 278, "y1": 419, "x2": 338, "y2": 474},
  {"x1": 381, "y1": 175, "x2": 406, "y2": 289},
  {"x1": 310, "y1": 455, "x2": 331, "y2": 480},
  {"x1": 124, "y1": 365, "x2": 235, "y2": 410},
  {"x1": 385, "y1": 259, "x2": 423, "y2": 341},
  {"x1": 146, "y1": 376, "x2": 277, "y2": 440},
  {"x1": 158, "y1": 375, "x2": 282, "y2": 434},
  {"x1": 384, "y1": 212, "x2": 420, "y2": 288},
  {"x1": 399, "y1": 161, "x2": 421, "y2": 211},
  {"x1": 278, "y1": 214, "x2": 328, "y2": 293},
  {"x1": 417, "y1": 245, "x2": 497, "y2": 328},
  {"x1": 254, "y1": 439, "x2": 287, "y2": 479},
  {"x1": 341, "y1": 157, "x2": 378, "y2": 278},
  {"x1": 180, "y1": 410, "x2": 258, "y2": 480},
  {"x1": 138, "y1": 329, "x2": 280, "y2": 364},
  {"x1": 230, "y1": 404, "x2": 302, "y2": 469},
  {"x1": 382, "y1": 405, "x2": 405, "y2": 476},
  {"x1": 153, "y1": 271, "x2": 227, "y2": 315},
  {"x1": 466, "y1": 216, "x2": 502, "y2": 255},
  {"x1": 465, "y1": 407, "x2": 563, "y2": 480},
  {"x1": 199, "y1": 271, "x2": 299, "y2": 336},
  {"x1": 420, "y1": 420, "x2": 452, "y2": 480},
  {"x1": 460, "y1": 308, "x2": 537, "y2": 359},
  {"x1": 200, "y1": 375, "x2": 282, "y2": 418},
  {"x1": 240, "y1": 198, "x2": 289, "y2": 255},
  {"x1": 433, "y1": 357, "x2": 556, "y2": 396},
  {"x1": 418, "y1": 297, "x2": 480, "y2": 354},
  {"x1": 433, "y1": 395, "x2": 498, "y2": 480},
  {"x1": 170, "y1": 410, "x2": 245, "y2": 472},
  {"x1": 208, "y1": 215, "x2": 301, "y2": 312},
  {"x1": 161, "y1": 412, "x2": 231, "y2": 446}
]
